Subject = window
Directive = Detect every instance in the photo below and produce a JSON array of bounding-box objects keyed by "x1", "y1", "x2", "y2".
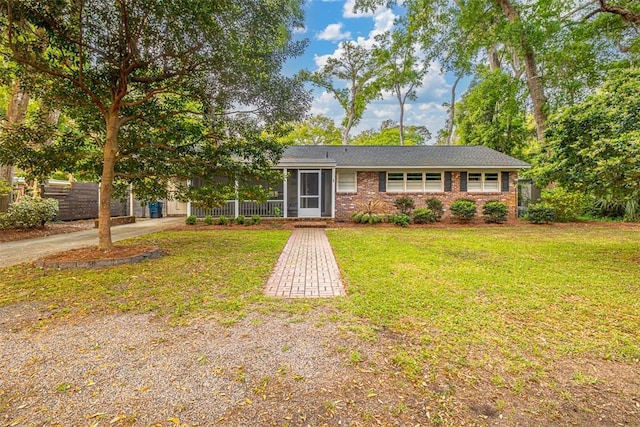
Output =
[
  {"x1": 425, "y1": 173, "x2": 443, "y2": 192},
  {"x1": 467, "y1": 172, "x2": 500, "y2": 192},
  {"x1": 385, "y1": 172, "x2": 443, "y2": 193},
  {"x1": 484, "y1": 173, "x2": 499, "y2": 191},
  {"x1": 387, "y1": 172, "x2": 404, "y2": 192},
  {"x1": 468, "y1": 173, "x2": 482, "y2": 192},
  {"x1": 406, "y1": 173, "x2": 423, "y2": 191},
  {"x1": 337, "y1": 172, "x2": 357, "y2": 192}
]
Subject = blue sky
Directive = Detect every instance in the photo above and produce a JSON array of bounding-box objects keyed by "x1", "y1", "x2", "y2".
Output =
[{"x1": 285, "y1": 0, "x2": 461, "y2": 143}]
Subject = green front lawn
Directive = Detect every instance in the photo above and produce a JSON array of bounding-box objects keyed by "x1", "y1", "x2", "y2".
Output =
[
  {"x1": 2, "y1": 225, "x2": 639, "y2": 423},
  {"x1": 0, "y1": 230, "x2": 292, "y2": 323},
  {"x1": 328, "y1": 227, "x2": 640, "y2": 366}
]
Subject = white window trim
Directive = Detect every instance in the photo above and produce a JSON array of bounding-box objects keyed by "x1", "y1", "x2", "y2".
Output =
[
  {"x1": 466, "y1": 171, "x2": 501, "y2": 193},
  {"x1": 386, "y1": 171, "x2": 443, "y2": 193},
  {"x1": 336, "y1": 171, "x2": 357, "y2": 193}
]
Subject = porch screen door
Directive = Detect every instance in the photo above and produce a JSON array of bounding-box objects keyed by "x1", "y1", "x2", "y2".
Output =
[{"x1": 298, "y1": 170, "x2": 321, "y2": 218}]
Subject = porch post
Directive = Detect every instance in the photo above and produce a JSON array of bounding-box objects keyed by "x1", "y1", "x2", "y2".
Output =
[
  {"x1": 186, "y1": 179, "x2": 192, "y2": 217},
  {"x1": 283, "y1": 168, "x2": 288, "y2": 218},
  {"x1": 331, "y1": 168, "x2": 336, "y2": 219},
  {"x1": 234, "y1": 180, "x2": 239, "y2": 218},
  {"x1": 129, "y1": 184, "x2": 134, "y2": 217}
]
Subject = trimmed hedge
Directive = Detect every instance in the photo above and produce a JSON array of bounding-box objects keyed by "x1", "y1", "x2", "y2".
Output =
[
  {"x1": 482, "y1": 201, "x2": 508, "y2": 223},
  {"x1": 449, "y1": 198, "x2": 477, "y2": 222}
]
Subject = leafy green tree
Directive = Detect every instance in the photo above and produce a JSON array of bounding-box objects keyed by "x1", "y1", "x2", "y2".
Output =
[
  {"x1": 537, "y1": 67, "x2": 640, "y2": 219},
  {"x1": 374, "y1": 28, "x2": 430, "y2": 145},
  {"x1": 1, "y1": 0, "x2": 309, "y2": 248},
  {"x1": 352, "y1": 123, "x2": 430, "y2": 146},
  {"x1": 302, "y1": 41, "x2": 380, "y2": 145},
  {"x1": 279, "y1": 115, "x2": 342, "y2": 145},
  {"x1": 455, "y1": 69, "x2": 529, "y2": 156}
]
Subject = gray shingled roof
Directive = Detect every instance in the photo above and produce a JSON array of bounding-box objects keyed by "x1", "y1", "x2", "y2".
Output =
[{"x1": 279, "y1": 145, "x2": 530, "y2": 169}]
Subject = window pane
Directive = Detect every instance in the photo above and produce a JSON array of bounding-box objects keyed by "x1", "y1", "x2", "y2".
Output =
[
  {"x1": 406, "y1": 172, "x2": 423, "y2": 191},
  {"x1": 425, "y1": 173, "x2": 442, "y2": 191},
  {"x1": 468, "y1": 173, "x2": 482, "y2": 192},
  {"x1": 337, "y1": 172, "x2": 356, "y2": 192},
  {"x1": 387, "y1": 172, "x2": 404, "y2": 192},
  {"x1": 484, "y1": 173, "x2": 499, "y2": 191}
]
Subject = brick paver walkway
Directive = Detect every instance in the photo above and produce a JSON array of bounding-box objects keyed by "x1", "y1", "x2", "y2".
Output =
[{"x1": 265, "y1": 229, "x2": 345, "y2": 298}]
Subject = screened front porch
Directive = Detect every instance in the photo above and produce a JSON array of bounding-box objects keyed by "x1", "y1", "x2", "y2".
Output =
[{"x1": 188, "y1": 168, "x2": 335, "y2": 219}]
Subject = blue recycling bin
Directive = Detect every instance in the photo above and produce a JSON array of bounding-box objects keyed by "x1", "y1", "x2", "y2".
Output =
[{"x1": 148, "y1": 202, "x2": 163, "y2": 218}]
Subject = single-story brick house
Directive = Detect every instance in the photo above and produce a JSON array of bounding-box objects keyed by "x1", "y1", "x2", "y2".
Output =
[{"x1": 186, "y1": 145, "x2": 530, "y2": 220}]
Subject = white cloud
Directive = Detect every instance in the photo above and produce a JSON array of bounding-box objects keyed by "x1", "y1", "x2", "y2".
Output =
[
  {"x1": 313, "y1": 53, "x2": 332, "y2": 68},
  {"x1": 310, "y1": 91, "x2": 342, "y2": 119},
  {"x1": 371, "y1": 9, "x2": 395, "y2": 36},
  {"x1": 293, "y1": 26, "x2": 308, "y2": 35},
  {"x1": 317, "y1": 23, "x2": 351, "y2": 41}
]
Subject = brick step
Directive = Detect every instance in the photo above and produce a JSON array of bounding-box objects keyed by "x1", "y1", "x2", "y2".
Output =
[{"x1": 293, "y1": 222, "x2": 329, "y2": 228}]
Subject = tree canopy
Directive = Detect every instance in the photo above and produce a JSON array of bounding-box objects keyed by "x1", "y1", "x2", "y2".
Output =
[
  {"x1": 536, "y1": 67, "x2": 640, "y2": 219},
  {"x1": 0, "y1": 0, "x2": 309, "y2": 248},
  {"x1": 302, "y1": 41, "x2": 379, "y2": 145}
]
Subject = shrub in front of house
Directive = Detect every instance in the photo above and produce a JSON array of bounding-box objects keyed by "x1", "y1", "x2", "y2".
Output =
[
  {"x1": 393, "y1": 196, "x2": 415, "y2": 215},
  {"x1": 236, "y1": 215, "x2": 246, "y2": 225},
  {"x1": 482, "y1": 201, "x2": 508, "y2": 223},
  {"x1": 425, "y1": 197, "x2": 444, "y2": 221},
  {"x1": 388, "y1": 213, "x2": 411, "y2": 227},
  {"x1": 203, "y1": 215, "x2": 214, "y2": 225},
  {"x1": 218, "y1": 215, "x2": 229, "y2": 225},
  {"x1": 540, "y1": 187, "x2": 590, "y2": 222},
  {"x1": 251, "y1": 214, "x2": 261, "y2": 225},
  {"x1": 526, "y1": 203, "x2": 555, "y2": 224},
  {"x1": 352, "y1": 212, "x2": 384, "y2": 224},
  {"x1": 413, "y1": 207, "x2": 436, "y2": 224},
  {"x1": 185, "y1": 215, "x2": 197, "y2": 225},
  {"x1": 449, "y1": 198, "x2": 477, "y2": 222},
  {"x1": 0, "y1": 196, "x2": 58, "y2": 229}
]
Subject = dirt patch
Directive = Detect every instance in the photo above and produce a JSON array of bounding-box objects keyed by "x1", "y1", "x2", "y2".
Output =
[
  {"x1": 40, "y1": 245, "x2": 156, "y2": 263},
  {"x1": 0, "y1": 220, "x2": 95, "y2": 243},
  {"x1": 0, "y1": 306, "x2": 638, "y2": 426}
]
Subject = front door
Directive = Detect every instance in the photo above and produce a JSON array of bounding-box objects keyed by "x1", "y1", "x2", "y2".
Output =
[{"x1": 298, "y1": 170, "x2": 321, "y2": 218}]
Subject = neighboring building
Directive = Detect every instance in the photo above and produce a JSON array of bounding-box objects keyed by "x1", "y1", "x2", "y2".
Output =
[{"x1": 187, "y1": 145, "x2": 530, "y2": 220}]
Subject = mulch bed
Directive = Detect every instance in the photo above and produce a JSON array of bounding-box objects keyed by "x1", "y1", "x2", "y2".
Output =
[
  {"x1": 0, "y1": 220, "x2": 95, "y2": 243},
  {"x1": 36, "y1": 245, "x2": 163, "y2": 269}
]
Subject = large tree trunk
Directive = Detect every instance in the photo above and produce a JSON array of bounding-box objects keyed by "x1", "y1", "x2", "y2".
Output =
[
  {"x1": 342, "y1": 113, "x2": 354, "y2": 145},
  {"x1": 496, "y1": 0, "x2": 548, "y2": 142},
  {"x1": 446, "y1": 74, "x2": 463, "y2": 146},
  {"x1": 0, "y1": 81, "x2": 30, "y2": 211},
  {"x1": 397, "y1": 90, "x2": 406, "y2": 146},
  {"x1": 98, "y1": 112, "x2": 119, "y2": 250}
]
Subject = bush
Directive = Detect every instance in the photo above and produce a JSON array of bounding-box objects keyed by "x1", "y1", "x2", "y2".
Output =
[
  {"x1": 540, "y1": 187, "x2": 590, "y2": 222},
  {"x1": 425, "y1": 197, "x2": 444, "y2": 221},
  {"x1": 449, "y1": 198, "x2": 477, "y2": 222},
  {"x1": 393, "y1": 196, "x2": 415, "y2": 215},
  {"x1": 352, "y1": 211, "x2": 384, "y2": 224},
  {"x1": 203, "y1": 215, "x2": 214, "y2": 225},
  {"x1": 413, "y1": 207, "x2": 436, "y2": 224},
  {"x1": 218, "y1": 215, "x2": 229, "y2": 225},
  {"x1": 0, "y1": 179, "x2": 12, "y2": 197},
  {"x1": 388, "y1": 213, "x2": 411, "y2": 227},
  {"x1": 482, "y1": 201, "x2": 508, "y2": 223},
  {"x1": 251, "y1": 214, "x2": 261, "y2": 225},
  {"x1": 526, "y1": 203, "x2": 555, "y2": 224},
  {"x1": 185, "y1": 215, "x2": 197, "y2": 225},
  {"x1": 0, "y1": 196, "x2": 58, "y2": 229},
  {"x1": 236, "y1": 215, "x2": 245, "y2": 225}
]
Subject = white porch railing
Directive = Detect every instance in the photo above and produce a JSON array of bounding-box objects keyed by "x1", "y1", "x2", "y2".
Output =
[{"x1": 192, "y1": 200, "x2": 285, "y2": 218}]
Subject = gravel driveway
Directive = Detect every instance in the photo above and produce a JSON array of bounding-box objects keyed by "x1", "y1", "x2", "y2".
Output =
[{"x1": 1, "y1": 304, "x2": 374, "y2": 426}]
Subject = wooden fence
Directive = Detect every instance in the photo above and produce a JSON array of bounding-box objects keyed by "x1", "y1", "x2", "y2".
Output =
[{"x1": 42, "y1": 182, "x2": 128, "y2": 221}]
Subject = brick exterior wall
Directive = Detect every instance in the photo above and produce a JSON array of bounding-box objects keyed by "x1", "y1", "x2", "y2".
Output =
[{"x1": 335, "y1": 171, "x2": 519, "y2": 221}]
